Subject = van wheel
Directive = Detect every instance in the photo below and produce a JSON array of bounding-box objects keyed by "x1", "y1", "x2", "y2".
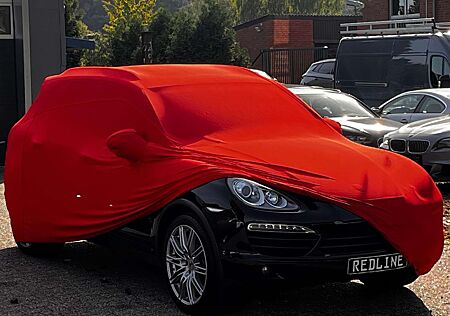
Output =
[
  {"x1": 163, "y1": 214, "x2": 223, "y2": 314},
  {"x1": 16, "y1": 242, "x2": 64, "y2": 256},
  {"x1": 360, "y1": 267, "x2": 418, "y2": 289}
]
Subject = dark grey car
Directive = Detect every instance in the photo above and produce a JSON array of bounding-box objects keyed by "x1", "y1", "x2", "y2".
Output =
[
  {"x1": 300, "y1": 59, "x2": 335, "y2": 88},
  {"x1": 289, "y1": 86, "x2": 402, "y2": 147},
  {"x1": 380, "y1": 115, "x2": 450, "y2": 181}
]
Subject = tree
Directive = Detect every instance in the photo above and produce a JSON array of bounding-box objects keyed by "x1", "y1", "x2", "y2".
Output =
[
  {"x1": 234, "y1": 0, "x2": 346, "y2": 23},
  {"x1": 83, "y1": 0, "x2": 249, "y2": 66},
  {"x1": 65, "y1": 0, "x2": 89, "y2": 68},
  {"x1": 143, "y1": 8, "x2": 172, "y2": 63},
  {"x1": 165, "y1": 0, "x2": 249, "y2": 65},
  {"x1": 102, "y1": 0, "x2": 157, "y2": 66}
]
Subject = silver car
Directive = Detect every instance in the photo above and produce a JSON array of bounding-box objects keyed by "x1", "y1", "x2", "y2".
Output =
[
  {"x1": 380, "y1": 115, "x2": 450, "y2": 181},
  {"x1": 300, "y1": 59, "x2": 335, "y2": 88},
  {"x1": 373, "y1": 89, "x2": 450, "y2": 124}
]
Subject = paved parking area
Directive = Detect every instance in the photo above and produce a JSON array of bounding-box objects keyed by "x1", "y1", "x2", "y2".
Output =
[{"x1": 0, "y1": 175, "x2": 448, "y2": 315}]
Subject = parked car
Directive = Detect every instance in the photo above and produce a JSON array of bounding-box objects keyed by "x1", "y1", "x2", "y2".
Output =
[
  {"x1": 288, "y1": 86, "x2": 402, "y2": 147},
  {"x1": 300, "y1": 59, "x2": 335, "y2": 88},
  {"x1": 372, "y1": 89, "x2": 450, "y2": 124},
  {"x1": 335, "y1": 20, "x2": 450, "y2": 107},
  {"x1": 5, "y1": 65, "x2": 443, "y2": 314},
  {"x1": 380, "y1": 115, "x2": 450, "y2": 181}
]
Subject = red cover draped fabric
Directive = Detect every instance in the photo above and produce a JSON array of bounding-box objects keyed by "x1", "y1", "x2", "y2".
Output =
[{"x1": 5, "y1": 65, "x2": 443, "y2": 275}]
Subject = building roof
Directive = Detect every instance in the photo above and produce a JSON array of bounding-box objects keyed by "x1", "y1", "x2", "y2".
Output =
[{"x1": 235, "y1": 14, "x2": 360, "y2": 30}]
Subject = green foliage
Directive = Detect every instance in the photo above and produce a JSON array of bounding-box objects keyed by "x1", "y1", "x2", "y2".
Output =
[
  {"x1": 235, "y1": 0, "x2": 346, "y2": 23},
  {"x1": 164, "y1": 0, "x2": 249, "y2": 65},
  {"x1": 83, "y1": 0, "x2": 249, "y2": 67},
  {"x1": 82, "y1": 0, "x2": 157, "y2": 66},
  {"x1": 65, "y1": 0, "x2": 90, "y2": 68}
]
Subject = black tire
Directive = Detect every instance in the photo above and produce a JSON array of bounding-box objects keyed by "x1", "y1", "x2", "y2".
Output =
[
  {"x1": 16, "y1": 242, "x2": 64, "y2": 256},
  {"x1": 360, "y1": 267, "x2": 418, "y2": 289},
  {"x1": 162, "y1": 214, "x2": 224, "y2": 315}
]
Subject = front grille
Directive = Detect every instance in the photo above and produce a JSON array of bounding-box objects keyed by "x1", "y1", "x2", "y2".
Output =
[
  {"x1": 311, "y1": 221, "x2": 391, "y2": 257},
  {"x1": 408, "y1": 140, "x2": 429, "y2": 153},
  {"x1": 390, "y1": 139, "x2": 406, "y2": 152},
  {"x1": 247, "y1": 231, "x2": 320, "y2": 257},
  {"x1": 247, "y1": 221, "x2": 391, "y2": 258}
]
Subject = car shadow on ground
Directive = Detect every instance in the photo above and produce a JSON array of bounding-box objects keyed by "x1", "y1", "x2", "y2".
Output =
[
  {"x1": 0, "y1": 167, "x2": 3, "y2": 183},
  {"x1": 0, "y1": 242, "x2": 431, "y2": 315}
]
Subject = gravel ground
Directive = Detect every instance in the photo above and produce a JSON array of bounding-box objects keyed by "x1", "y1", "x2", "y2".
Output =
[{"x1": 0, "y1": 172, "x2": 449, "y2": 315}]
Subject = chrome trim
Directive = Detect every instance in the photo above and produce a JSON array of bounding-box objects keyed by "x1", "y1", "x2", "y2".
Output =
[
  {"x1": 247, "y1": 223, "x2": 316, "y2": 234},
  {"x1": 205, "y1": 207, "x2": 225, "y2": 213},
  {"x1": 407, "y1": 139, "x2": 430, "y2": 154},
  {"x1": 389, "y1": 139, "x2": 406, "y2": 153}
]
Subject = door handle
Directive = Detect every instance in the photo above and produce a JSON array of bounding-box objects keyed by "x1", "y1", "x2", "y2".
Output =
[{"x1": 400, "y1": 119, "x2": 409, "y2": 124}]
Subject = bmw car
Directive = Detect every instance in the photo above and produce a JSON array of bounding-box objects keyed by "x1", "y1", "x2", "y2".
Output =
[
  {"x1": 380, "y1": 115, "x2": 450, "y2": 182},
  {"x1": 5, "y1": 65, "x2": 443, "y2": 314},
  {"x1": 288, "y1": 86, "x2": 402, "y2": 147}
]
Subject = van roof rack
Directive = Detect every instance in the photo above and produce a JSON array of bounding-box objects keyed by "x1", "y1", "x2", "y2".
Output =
[{"x1": 340, "y1": 18, "x2": 450, "y2": 36}]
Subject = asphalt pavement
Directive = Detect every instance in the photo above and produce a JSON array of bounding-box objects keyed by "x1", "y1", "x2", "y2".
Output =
[{"x1": 0, "y1": 172, "x2": 448, "y2": 315}]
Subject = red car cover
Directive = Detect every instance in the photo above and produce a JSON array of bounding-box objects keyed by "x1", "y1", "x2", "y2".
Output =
[{"x1": 4, "y1": 65, "x2": 443, "y2": 275}]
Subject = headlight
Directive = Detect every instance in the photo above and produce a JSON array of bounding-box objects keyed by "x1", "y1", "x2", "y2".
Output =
[
  {"x1": 342, "y1": 127, "x2": 370, "y2": 144},
  {"x1": 227, "y1": 178, "x2": 299, "y2": 211},
  {"x1": 433, "y1": 138, "x2": 450, "y2": 150},
  {"x1": 380, "y1": 138, "x2": 390, "y2": 150},
  {"x1": 346, "y1": 135, "x2": 369, "y2": 143}
]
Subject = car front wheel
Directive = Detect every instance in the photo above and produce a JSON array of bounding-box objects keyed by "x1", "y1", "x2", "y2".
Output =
[{"x1": 163, "y1": 214, "x2": 223, "y2": 314}]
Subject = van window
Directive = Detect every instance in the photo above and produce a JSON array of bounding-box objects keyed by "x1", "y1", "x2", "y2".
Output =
[
  {"x1": 0, "y1": 6, "x2": 11, "y2": 35},
  {"x1": 430, "y1": 56, "x2": 450, "y2": 87},
  {"x1": 337, "y1": 55, "x2": 389, "y2": 82},
  {"x1": 388, "y1": 55, "x2": 428, "y2": 89}
]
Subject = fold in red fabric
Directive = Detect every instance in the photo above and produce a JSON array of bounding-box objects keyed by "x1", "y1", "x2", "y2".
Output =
[{"x1": 5, "y1": 65, "x2": 443, "y2": 275}]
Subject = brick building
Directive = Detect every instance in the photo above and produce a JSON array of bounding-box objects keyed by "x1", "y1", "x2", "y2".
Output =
[
  {"x1": 235, "y1": 15, "x2": 359, "y2": 64},
  {"x1": 362, "y1": 0, "x2": 450, "y2": 22}
]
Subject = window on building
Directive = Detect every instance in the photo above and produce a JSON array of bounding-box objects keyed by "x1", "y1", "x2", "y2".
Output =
[
  {"x1": 391, "y1": 0, "x2": 420, "y2": 17},
  {"x1": 0, "y1": 6, "x2": 11, "y2": 35}
]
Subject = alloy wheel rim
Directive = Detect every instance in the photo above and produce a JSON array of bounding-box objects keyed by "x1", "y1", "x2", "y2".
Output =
[{"x1": 166, "y1": 224, "x2": 208, "y2": 306}]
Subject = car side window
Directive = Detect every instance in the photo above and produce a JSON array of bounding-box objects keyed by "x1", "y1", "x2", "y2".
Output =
[
  {"x1": 416, "y1": 96, "x2": 445, "y2": 113},
  {"x1": 430, "y1": 56, "x2": 450, "y2": 87},
  {"x1": 313, "y1": 64, "x2": 323, "y2": 73},
  {"x1": 382, "y1": 95, "x2": 423, "y2": 114},
  {"x1": 319, "y1": 62, "x2": 334, "y2": 75}
]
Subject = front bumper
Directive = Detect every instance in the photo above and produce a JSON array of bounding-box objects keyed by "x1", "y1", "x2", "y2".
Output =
[
  {"x1": 219, "y1": 219, "x2": 396, "y2": 281},
  {"x1": 194, "y1": 179, "x2": 408, "y2": 282},
  {"x1": 381, "y1": 139, "x2": 450, "y2": 181}
]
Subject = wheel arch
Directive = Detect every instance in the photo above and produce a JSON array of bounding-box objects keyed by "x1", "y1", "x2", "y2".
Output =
[{"x1": 153, "y1": 197, "x2": 218, "y2": 259}]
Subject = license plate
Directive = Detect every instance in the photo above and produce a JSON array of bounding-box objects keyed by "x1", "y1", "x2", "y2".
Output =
[{"x1": 347, "y1": 253, "x2": 407, "y2": 275}]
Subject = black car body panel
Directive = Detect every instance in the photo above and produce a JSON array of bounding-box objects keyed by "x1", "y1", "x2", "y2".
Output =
[
  {"x1": 97, "y1": 179, "x2": 398, "y2": 282},
  {"x1": 335, "y1": 34, "x2": 450, "y2": 107}
]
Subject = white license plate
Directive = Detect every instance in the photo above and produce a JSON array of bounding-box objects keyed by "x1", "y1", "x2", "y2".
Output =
[{"x1": 347, "y1": 253, "x2": 408, "y2": 275}]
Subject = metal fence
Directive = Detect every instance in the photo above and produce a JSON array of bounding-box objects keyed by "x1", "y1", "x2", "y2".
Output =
[{"x1": 252, "y1": 47, "x2": 330, "y2": 84}]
